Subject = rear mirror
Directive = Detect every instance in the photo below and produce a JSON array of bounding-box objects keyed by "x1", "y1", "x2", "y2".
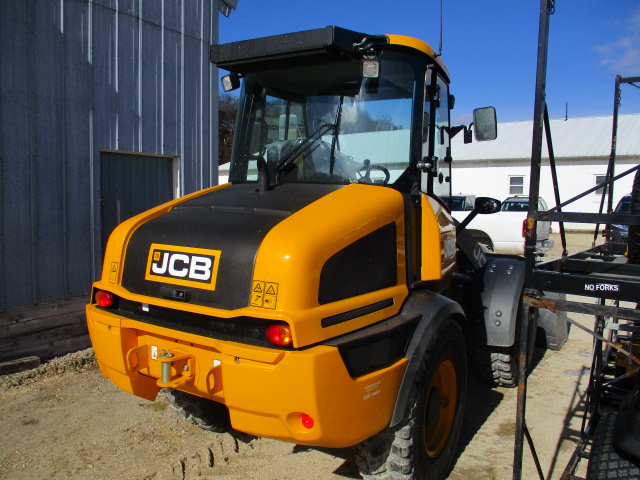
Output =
[
  {"x1": 475, "y1": 197, "x2": 501, "y2": 214},
  {"x1": 473, "y1": 107, "x2": 497, "y2": 141}
]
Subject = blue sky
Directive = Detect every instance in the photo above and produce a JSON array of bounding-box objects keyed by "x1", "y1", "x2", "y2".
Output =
[{"x1": 218, "y1": 1, "x2": 640, "y2": 124}]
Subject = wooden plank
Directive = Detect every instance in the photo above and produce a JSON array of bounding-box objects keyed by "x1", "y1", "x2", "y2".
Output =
[
  {"x1": 0, "y1": 297, "x2": 88, "y2": 326},
  {"x1": 0, "y1": 333, "x2": 91, "y2": 363},
  {"x1": 0, "y1": 356, "x2": 41, "y2": 376},
  {"x1": 0, "y1": 310, "x2": 87, "y2": 338},
  {"x1": 0, "y1": 319, "x2": 88, "y2": 351}
]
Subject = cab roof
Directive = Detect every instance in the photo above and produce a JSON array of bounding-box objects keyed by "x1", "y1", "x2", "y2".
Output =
[{"x1": 210, "y1": 26, "x2": 449, "y2": 81}]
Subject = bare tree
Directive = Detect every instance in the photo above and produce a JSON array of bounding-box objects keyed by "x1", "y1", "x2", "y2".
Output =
[{"x1": 219, "y1": 94, "x2": 238, "y2": 165}]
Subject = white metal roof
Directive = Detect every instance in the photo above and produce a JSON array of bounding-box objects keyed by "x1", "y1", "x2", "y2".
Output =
[{"x1": 452, "y1": 113, "x2": 640, "y2": 161}]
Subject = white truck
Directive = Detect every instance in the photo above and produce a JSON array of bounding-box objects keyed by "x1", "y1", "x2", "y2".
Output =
[{"x1": 450, "y1": 195, "x2": 554, "y2": 255}]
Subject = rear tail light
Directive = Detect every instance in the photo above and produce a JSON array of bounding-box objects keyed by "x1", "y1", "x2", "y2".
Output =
[
  {"x1": 266, "y1": 323, "x2": 293, "y2": 347},
  {"x1": 522, "y1": 219, "x2": 527, "y2": 238},
  {"x1": 301, "y1": 414, "x2": 314, "y2": 429},
  {"x1": 95, "y1": 290, "x2": 115, "y2": 308}
]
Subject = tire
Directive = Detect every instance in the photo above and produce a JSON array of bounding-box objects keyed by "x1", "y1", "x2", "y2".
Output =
[
  {"x1": 473, "y1": 304, "x2": 536, "y2": 388},
  {"x1": 354, "y1": 320, "x2": 467, "y2": 480},
  {"x1": 587, "y1": 412, "x2": 640, "y2": 479},
  {"x1": 472, "y1": 345, "x2": 519, "y2": 388},
  {"x1": 628, "y1": 167, "x2": 640, "y2": 264},
  {"x1": 164, "y1": 388, "x2": 231, "y2": 432}
]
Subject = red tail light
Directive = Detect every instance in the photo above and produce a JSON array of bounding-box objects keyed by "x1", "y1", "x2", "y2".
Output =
[
  {"x1": 522, "y1": 219, "x2": 527, "y2": 238},
  {"x1": 95, "y1": 290, "x2": 114, "y2": 308},
  {"x1": 301, "y1": 414, "x2": 314, "y2": 429},
  {"x1": 266, "y1": 323, "x2": 293, "y2": 347}
]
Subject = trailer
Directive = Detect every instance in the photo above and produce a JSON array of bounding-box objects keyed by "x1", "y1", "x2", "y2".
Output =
[{"x1": 512, "y1": 2, "x2": 640, "y2": 479}]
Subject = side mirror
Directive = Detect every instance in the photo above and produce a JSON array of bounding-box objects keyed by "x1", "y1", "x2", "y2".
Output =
[
  {"x1": 456, "y1": 196, "x2": 501, "y2": 233},
  {"x1": 475, "y1": 196, "x2": 501, "y2": 214},
  {"x1": 473, "y1": 107, "x2": 497, "y2": 141}
]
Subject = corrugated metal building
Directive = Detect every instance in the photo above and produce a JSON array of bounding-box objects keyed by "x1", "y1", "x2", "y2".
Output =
[{"x1": 0, "y1": 0, "x2": 237, "y2": 362}]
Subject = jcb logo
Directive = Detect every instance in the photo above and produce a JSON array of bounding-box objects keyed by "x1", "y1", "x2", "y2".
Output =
[{"x1": 145, "y1": 244, "x2": 221, "y2": 291}]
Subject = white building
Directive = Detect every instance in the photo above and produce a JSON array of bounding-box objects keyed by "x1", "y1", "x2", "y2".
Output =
[{"x1": 451, "y1": 114, "x2": 640, "y2": 226}]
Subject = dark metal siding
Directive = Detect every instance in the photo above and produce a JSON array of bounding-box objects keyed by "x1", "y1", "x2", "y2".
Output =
[{"x1": 0, "y1": 0, "x2": 222, "y2": 310}]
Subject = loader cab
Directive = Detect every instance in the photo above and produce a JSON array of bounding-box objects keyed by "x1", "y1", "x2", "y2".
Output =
[{"x1": 212, "y1": 27, "x2": 458, "y2": 199}]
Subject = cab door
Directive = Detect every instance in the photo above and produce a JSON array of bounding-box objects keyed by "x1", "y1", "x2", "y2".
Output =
[{"x1": 419, "y1": 69, "x2": 456, "y2": 282}]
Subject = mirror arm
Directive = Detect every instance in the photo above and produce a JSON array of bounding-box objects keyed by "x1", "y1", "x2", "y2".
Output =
[
  {"x1": 456, "y1": 210, "x2": 479, "y2": 234},
  {"x1": 448, "y1": 125, "x2": 466, "y2": 139},
  {"x1": 464, "y1": 123, "x2": 474, "y2": 144}
]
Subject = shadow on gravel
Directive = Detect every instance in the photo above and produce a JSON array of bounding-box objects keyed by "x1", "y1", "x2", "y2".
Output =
[
  {"x1": 454, "y1": 372, "x2": 506, "y2": 464},
  {"x1": 545, "y1": 364, "x2": 590, "y2": 479},
  {"x1": 292, "y1": 445, "x2": 361, "y2": 478},
  {"x1": 452, "y1": 346, "x2": 548, "y2": 470}
]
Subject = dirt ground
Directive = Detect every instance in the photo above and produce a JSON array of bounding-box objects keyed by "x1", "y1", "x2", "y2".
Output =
[{"x1": 0, "y1": 233, "x2": 603, "y2": 480}]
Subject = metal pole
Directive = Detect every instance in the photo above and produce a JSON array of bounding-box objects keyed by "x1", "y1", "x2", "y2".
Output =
[
  {"x1": 597, "y1": 75, "x2": 622, "y2": 244},
  {"x1": 514, "y1": 0, "x2": 552, "y2": 479},
  {"x1": 543, "y1": 104, "x2": 567, "y2": 256}
]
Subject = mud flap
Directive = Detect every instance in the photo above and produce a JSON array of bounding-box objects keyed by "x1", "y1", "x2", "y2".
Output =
[{"x1": 471, "y1": 256, "x2": 525, "y2": 348}]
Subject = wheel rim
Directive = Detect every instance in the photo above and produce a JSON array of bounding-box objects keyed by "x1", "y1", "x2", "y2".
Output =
[{"x1": 423, "y1": 359, "x2": 457, "y2": 458}]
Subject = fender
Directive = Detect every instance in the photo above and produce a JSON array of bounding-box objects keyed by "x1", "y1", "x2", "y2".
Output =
[
  {"x1": 471, "y1": 256, "x2": 525, "y2": 348},
  {"x1": 389, "y1": 289, "x2": 466, "y2": 427}
]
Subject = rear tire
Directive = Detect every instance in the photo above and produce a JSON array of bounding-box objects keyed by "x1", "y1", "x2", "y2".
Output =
[
  {"x1": 164, "y1": 389, "x2": 231, "y2": 432},
  {"x1": 587, "y1": 412, "x2": 640, "y2": 480},
  {"x1": 355, "y1": 320, "x2": 467, "y2": 480}
]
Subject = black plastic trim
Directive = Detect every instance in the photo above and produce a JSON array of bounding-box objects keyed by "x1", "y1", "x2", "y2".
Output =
[
  {"x1": 321, "y1": 298, "x2": 394, "y2": 328},
  {"x1": 104, "y1": 298, "x2": 290, "y2": 349},
  {"x1": 324, "y1": 313, "x2": 420, "y2": 378}
]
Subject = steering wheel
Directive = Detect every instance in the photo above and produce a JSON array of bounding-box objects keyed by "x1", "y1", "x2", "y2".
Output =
[{"x1": 357, "y1": 159, "x2": 390, "y2": 186}]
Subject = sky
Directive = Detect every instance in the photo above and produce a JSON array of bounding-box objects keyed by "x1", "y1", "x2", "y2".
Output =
[{"x1": 218, "y1": 1, "x2": 640, "y2": 125}]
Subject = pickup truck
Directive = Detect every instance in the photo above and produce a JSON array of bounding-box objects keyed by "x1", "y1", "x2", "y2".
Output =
[{"x1": 450, "y1": 195, "x2": 554, "y2": 255}]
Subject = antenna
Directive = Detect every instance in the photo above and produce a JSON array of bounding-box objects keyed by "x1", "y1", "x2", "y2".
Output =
[
  {"x1": 437, "y1": 0, "x2": 443, "y2": 56},
  {"x1": 565, "y1": 101, "x2": 568, "y2": 121}
]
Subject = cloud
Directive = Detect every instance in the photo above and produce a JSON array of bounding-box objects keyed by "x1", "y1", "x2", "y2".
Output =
[{"x1": 596, "y1": 9, "x2": 640, "y2": 72}]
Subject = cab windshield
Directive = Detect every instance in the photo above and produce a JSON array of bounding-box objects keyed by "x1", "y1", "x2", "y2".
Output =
[{"x1": 228, "y1": 50, "x2": 420, "y2": 186}]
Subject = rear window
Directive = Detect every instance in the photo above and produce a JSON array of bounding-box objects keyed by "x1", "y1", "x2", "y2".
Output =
[
  {"x1": 501, "y1": 200, "x2": 528, "y2": 212},
  {"x1": 615, "y1": 196, "x2": 631, "y2": 214},
  {"x1": 450, "y1": 196, "x2": 472, "y2": 211}
]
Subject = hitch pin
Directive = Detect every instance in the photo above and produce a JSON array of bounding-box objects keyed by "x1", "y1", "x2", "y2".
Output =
[{"x1": 159, "y1": 350, "x2": 175, "y2": 384}]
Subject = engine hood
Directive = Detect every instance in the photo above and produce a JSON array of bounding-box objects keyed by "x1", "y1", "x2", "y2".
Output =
[{"x1": 120, "y1": 183, "x2": 342, "y2": 310}]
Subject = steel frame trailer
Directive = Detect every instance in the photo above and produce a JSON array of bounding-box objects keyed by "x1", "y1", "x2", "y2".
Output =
[{"x1": 512, "y1": 1, "x2": 640, "y2": 479}]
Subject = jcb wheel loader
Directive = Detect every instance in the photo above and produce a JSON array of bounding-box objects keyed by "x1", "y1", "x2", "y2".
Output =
[{"x1": 86, "y1": 26, "x2": 543, "y2": 479}]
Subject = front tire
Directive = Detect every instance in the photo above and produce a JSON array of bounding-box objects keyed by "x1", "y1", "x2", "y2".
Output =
[
  {"x1": 355, "y1": 320, "x2": 467, "y2": 480},
  {"x1": 164, "y1": 388, "x2": 231, "y2": 432},
  {"x1": 473, "y1": 303, "x2": 537, "y2": 388}
]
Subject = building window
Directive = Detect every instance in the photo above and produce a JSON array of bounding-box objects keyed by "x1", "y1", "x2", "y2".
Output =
[
  {"x1": 509, "y1": 176, "x2": 525, "y2": 195},
  {"x1": 595, "y1": 175, "x2": 607, "y2": 196}
]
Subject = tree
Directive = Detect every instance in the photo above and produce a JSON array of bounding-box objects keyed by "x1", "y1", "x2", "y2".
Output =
[{"x1": 219, "y1": 94, "x2": 238, "y2": 165}]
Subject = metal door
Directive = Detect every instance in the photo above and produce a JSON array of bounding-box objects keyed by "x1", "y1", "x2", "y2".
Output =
[{"x1": 100, "y1": 151, "x2": 175, "y2": 250}]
